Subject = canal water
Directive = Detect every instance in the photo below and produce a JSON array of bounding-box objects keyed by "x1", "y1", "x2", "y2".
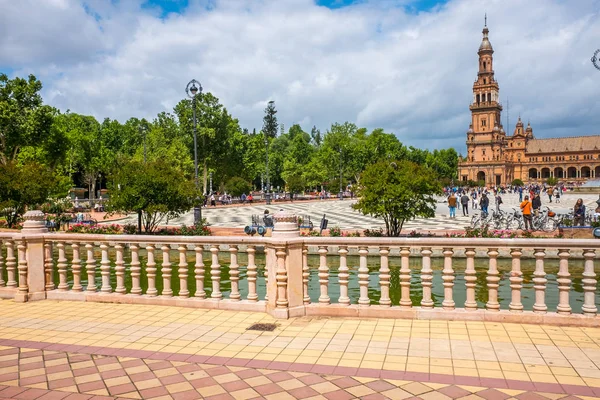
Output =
[{"x1": 41, "y1": 249, "x2": 599, "y2": 313}]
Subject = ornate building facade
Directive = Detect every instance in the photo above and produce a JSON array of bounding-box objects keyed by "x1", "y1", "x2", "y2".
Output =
[{"x1": 457, "y1": 23, "x2": 600, "y2": 186}]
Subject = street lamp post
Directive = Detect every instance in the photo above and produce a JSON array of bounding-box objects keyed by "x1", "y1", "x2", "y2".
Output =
[
  {"x1": 209, "y1": 172, "x2": 213, "y2": 194},
  {"x1": 265, "y1": 135, "x2": 271, "y2": 205},
  {"x1": 186, "y1": 79, "x2": 203, "y2": 225},
  {"x1": 338, "y1": 147, "x2": 343, "y2": 200}
]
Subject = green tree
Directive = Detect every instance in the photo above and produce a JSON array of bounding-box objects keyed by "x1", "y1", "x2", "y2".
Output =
[
  {"x1": 0, "y1": 74, "x2": 58, "y2": 166},
  {"x1": 511, "y1": 179, "x2": 524, "y2": 186},
  {"x1": 262, "y1": 101, "x2": 278, "y2": 139},
  {"x1": 106, "y1": 160, "x2": 197, "y2": 233},
  {"x1": 0, "y1": 162, "x2": 61, "y2": 227},
  {"x1": 225, "y1": 177, "x2": 252, "y2": 197},
  {"x1": 353, "y1": 161, "x2": 442, "y2": 236},
  {"x1": 546, "y1": 176, "x2": 558, "y2": 186}
]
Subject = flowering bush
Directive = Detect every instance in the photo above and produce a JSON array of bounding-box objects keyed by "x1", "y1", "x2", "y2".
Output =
[
  {"x1": 155, "y1": 224, "x2": 211, "y2": 236},
  {"x1": 364, "y1": 228, "x2": 384, "y2": 237},
  {"x1": 123, "y1": 224, "x2": 137, "y2": 235},
  {"x1": 68, "y1": 224, "x2": 122, "y2": 234},
  {"x1": 344, "y1": 231, "x2": 361, "y2": 237},
  {"x1": 409, "y1": 230, "x2": 435, "y2": 237},
  {"x1": 301, "y1": 230, "x2": 321, "y2": 236},
  {"x1": 329, "y1": 226, "x2": 342, "y2": 237}
]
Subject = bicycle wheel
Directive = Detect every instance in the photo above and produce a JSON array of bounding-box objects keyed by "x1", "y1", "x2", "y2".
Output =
[
  {"x1": 507, "y1": 217, "x2": 522, "y2": 230},
  {"x1": 543, "y1": 218, "x2": 558, "y2": 232},
  {"x1": 470, "y1": 215, "x2": 480, "y2": 228}
]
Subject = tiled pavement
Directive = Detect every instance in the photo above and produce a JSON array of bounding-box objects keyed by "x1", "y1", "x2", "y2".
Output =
[{"x1": 1, "y1": 301, "x2": 600, "y2": 399}]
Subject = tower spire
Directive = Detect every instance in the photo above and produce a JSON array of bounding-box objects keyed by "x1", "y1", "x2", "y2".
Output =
[{"x1": 485, "y1": 13, "x2": 487, "y2": 27}]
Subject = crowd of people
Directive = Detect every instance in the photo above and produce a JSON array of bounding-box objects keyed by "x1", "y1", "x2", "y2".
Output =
[{"x1": 444, "y1": 184, "x2": 589, "y2": 228}]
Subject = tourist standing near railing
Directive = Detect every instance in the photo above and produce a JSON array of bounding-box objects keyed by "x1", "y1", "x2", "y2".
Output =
[
  {"x1": 448, "y1": 193, "x2": 457, "y2": 218},
  {"x1": 532, "y1": 193, "x2": 541, "y2": 217},
  {"x1": 460, "y1": 192, "x2": 469, "y2": 216},
  {"x1": 521, "y1": 195, "x2": 533, "y2": 230},
  {"x1": 574, "y1": 198, "x2": 586, "y2": 226}
]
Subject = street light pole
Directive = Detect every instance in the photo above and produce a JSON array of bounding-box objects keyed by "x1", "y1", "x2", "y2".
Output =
[
  {"x1": 338, "y1": 147, "x2": 343, "y2": 200},
  {"x1": 265, "y1": 136, "x2": 271, "y2": 205},
  {"x1": 186, "y1": 79, "x2": 203, "y2": 225},
  {"x1": 209, "y1": 172, "x2": 213, "y2": 194},
  {"x1": 139, "y1": 124, "x2": 147, "y2": 163}
]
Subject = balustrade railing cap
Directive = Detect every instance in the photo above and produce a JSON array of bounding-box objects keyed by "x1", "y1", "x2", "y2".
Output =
[
  {"x1": 272, "y1": 211, "x2": 299, "y2": 238},
  {"x1": 21, "y1": 210, "x2": 48, "y2": 233}
]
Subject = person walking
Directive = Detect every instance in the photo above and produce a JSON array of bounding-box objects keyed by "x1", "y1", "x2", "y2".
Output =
[
  {"x1": 480, "y1": 193, "x2": 489, "y2": 217},
  {"x1": 520, "y1": 195, "x2": 533, "y2": 231},
  {"x1": 554, "y1": 187, "x2": 560, "y2": 203},
  {"x1": 460, "y1": 192, "x2": 469, "y2": 216},
  {"x1": 448, "y1": 192, "x2": 457, "y2": 218},
  {"x1": 547, "y1": 187, "x2": 553, "y2": 203},
  {"x1": 574, "y1": 198, "x2": 586, "y2": 226},
  {"x1": 518, "y1": 186, "x2": 523, "y2": 202},
  {"x1": 532, "y1": 193, "x2": 541, "y2": 217},
  {"x1": 495, "y1": 193, "x2": 503, "y2": 214},
  {"x1": 471, "y1": 190, "x2": 478, "y2": 210}
]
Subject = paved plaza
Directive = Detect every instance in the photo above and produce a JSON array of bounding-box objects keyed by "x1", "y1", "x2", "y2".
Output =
[
  {"x1": 1, "y1": 301, "x2": 600, "y2": 399},
  {"x1": 108, "y1": 192, "x2": 600, "y2": 231}
]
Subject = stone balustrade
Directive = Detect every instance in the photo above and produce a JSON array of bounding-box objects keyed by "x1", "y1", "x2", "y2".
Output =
[{"x1": 0, "y1": 210, "x2": 599, "y2": 325}]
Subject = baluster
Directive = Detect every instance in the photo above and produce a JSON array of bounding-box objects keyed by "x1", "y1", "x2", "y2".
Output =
[
  {"x1": 161, "y1": 245, "x2": 173, "y2": 297},
  {"x1": 358, "y1": 246, "x2": 370, "y2": 306},
  {"x1": 318, "y1": 246, "x2": 330, "y2": 304},
  {"x1": 114, "y1": 244, "x2": 126, "y2": 294},
  {"x1": 85, "y1": 243, "x2": 96, "y2": 292},
  {"x1": 246, "y1": 245, "x2": 257, "y2": 302},
  {"x1": 532, "y1": 248, "x2": 547, "y2": 313},
  {"x1": 100, "y1": 243, "x2": 111, "y2": 293},
  {"x1": 582, "y1": 249, "x2": 597, "y2": 316},
  {"x1": 509, "y1": 248, "x2": 523, "y2": 312},
  {"x1": 464, "y1": 248, "x2": 477, "y2": 310},
  {"x1": 146, "y1": 244, "x2": 158, "y2": 296},
  {"x1": 178, "y1": 244, "x2": 189, "y2": 298},
  {"x1": 210, "y1": 244, "x2": 222, "y2": 300},
  {"x1": 421, "y1": 247, "x2": 433, "y2": 308},
  {"x1": 486, "y1": 248, "x2": 500, "y2": 311},
  {"x1": 442, "y1": 248, "x2": 455, "y2": 310},
  {"x1": 0, "y1": 241, "x2": 5, "y2": 287},
  {"x1": 194, "y1": 245, "x2": 206, "y2": 298},
  {"x1": 303, "y1": 245, "x2": 310, "y2": 305},
  {"x1": 264, "y1": 261, "x2": 268, "y2": 302},
  {"x1": 130, "y1": 244, "x2": 142, "y2": 295},
  {"x1": 399, "y1": 246, "x2": 412, "y2": 308},
  {"x1": 275, "y1": 245, "x2": 288, "y2": 308},
  {"x1": 6, "y1": 240, "x2": 17, "y2": 288},
  {"x1": 379, "y1": 247, "x2": 391, "y2": 307},
  {"x1": 17, "y1": 241, "x2": 28, "y2": 297},
  {"x1": 71, "y1": 242, "x2": 83, "y2": 292},
  {"x1": 45, "y1": 243, "x2": 55, "y2": 291},
  {"x1": 556, "y1": 249, "x2": 571, "y2": 314},
  {"x1": 338, "y1": 245, "x2": 350, "y2": 305},
  {"x1": 57, "y1": 242, "x2": 69, "y2": 291},
  {"x1": 229, "y1": 245, "x2": 240, "y2": 301}
]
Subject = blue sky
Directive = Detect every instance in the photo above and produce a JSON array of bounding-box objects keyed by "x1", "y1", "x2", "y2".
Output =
[{"x1": 1, "y1": 0, "x2": 598, "y2": 152}]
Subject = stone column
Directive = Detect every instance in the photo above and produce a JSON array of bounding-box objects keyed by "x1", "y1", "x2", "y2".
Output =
[
  {"x1": 270, "y1": 211, "x2": 301, "y2": 318},
  {"x1": 18, "y1": 210, "x2": 48, "y2": 301}
]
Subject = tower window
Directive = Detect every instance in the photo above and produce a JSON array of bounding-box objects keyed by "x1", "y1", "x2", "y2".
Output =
[
  {"x1": 481, "y1": 119, "x2": 486, "y2": 127},
  {"x1": 483, "y1": 61, "x2": 487, "y2": 69},
  {"x1": 483, "y1": 78, "x2": 487, "y2": 84}
]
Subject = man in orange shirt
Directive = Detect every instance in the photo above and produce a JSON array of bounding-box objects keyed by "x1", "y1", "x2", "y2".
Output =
[{"x1": 520, "y1": 195, "x2": 533, "y2": 231}]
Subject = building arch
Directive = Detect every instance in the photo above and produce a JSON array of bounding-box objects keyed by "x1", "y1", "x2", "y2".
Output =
[
  {"x1": 528, "y1": 168, "x2": 538, "y2": 180},
  {"x1": 477, "y1": 171, "x2": 486, "y2": 183},
  {"x1": 582, "y1": 166, "x2": 591, "y2": 178},
  {"x1": 554, "y1": 167, "x2": 564, "y2": 179},
  {"x1": 541, "y1": 167, "x2": 550, "y2": 179},
  {"x1": 567, "y1": 167, "x2": 577, "y2": 179},
  {"x1": 596, "y1": 166, "x2": 600, "y2": 177}
]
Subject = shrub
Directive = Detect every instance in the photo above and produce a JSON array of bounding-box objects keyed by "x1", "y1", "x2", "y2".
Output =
[
  {"x1": 329, "y1": 226, "x2": 342, "y2": 237},
  {"x1": 364, "y1": 227, "x2": 384, "y2": 237},
  {"x1": 123, "y1": 224, "x2": 137, "y2": 235}
]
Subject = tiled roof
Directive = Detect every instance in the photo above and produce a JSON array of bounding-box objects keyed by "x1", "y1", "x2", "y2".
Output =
[{"x1": 526, "y1": 135, "x2": 600, "y2": 153}]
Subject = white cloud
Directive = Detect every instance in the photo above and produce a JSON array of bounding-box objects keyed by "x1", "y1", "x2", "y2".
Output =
[{"x1": 2, "y1": 0, "x2": 599, "y2": 154}]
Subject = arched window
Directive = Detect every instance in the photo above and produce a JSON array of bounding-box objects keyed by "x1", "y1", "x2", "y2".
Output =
[
  {"x1": 487, "y1": 93, "x2": 491, "y2": 102},
  {"x1": 483, "y1": 61, "x2": 487, "y2": 70}
]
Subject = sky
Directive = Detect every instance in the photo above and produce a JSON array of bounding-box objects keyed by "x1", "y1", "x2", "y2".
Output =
[{"x1": 1, "y1": 0, "x2": 599, "y2": 154}]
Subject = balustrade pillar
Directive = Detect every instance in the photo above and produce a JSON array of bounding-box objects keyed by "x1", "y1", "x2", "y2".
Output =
[
  {"x1": 229, "y1": 245, "x2": 240, "y2": 301},
  {"x1": 161, "y1": 245, "x2": 173, "y2": 297},
  {"x1": 85, "y1": 243, "x2": 96, "y2": 292},
  {"x1": 16, "y1": 241, "x2": 28, "y2": 299},
  {"x1": 486, "y1": 248, "x2": 500, "y2": 311},
  {"x1": 5, "y1": 241, "x2": 17, "y2": 288},
  {"x1": 0, "y1": 242, "x2": 5, "y2": 287},
  {"x1": 556, "y1": 249, "x2": 571, "y2": 314},
  {"x1": 130, "y1": 244, "x2": 142, "y2": 295},
  {"x1": 420, "y1": 247, "x2": 433, "y2": 308},
  {"x1": 246, "y1": 245, "x2": 257, "y2": 301},
  {"x1": 115, "y1": 244, "x2": 126, "y2": 294},
  {"x1": 532, "y1": 248, "x2": 547, "y2": 313},
  {"x1": 509, "y1": 248, "x2": 523, "y2": 312},
  {"x1": 194, "y1": 245, "x2": 206, "y2": 298},
  {"x1": 71, "y1": 242, "x2": 83, "y2": 292},
  {"x1": 400, "y1": 246, "x2": 412, "y2": 308},
  {"x1": 338, "y1": 246, "x2": 350, "y2": 305},
  {"x1": 318, "y1": 246, "x2": 330, "y2": 304},
  {"x1": 264, "y1": 261, "x2": 269, "y2": 302},
  {"x1": 178, "y1": 245, "x2": 189, "y2": 298},
  {"x1": 442, "y1": 248, "x2": 455, "y2": 310},
  {"x1": 210, "y1": 244, "x2": 222, "y2": 300},
  {"x1": 378, "y1": 247, "x2": 391, "y2": 306},
  {"x1": 275, "y1": 245, "x2": 288, "y2": 308},
  {"x1": 44, "y1": 243, "x2": 54, "y2": 291},
  {"x1": 57, "y1": 242, "x2": 69, "y2": 291},
  {"x1": 464, "y1": 248, "x2": 477, "y2": 310},
  {"x1": 146, "y1": 244, "x2": 158, "y2": 296},
  {"x1": 100, "y1": 243, "x2": 111, "y2": 293},
  {"x1": 358, "y1": 246, "x2": 370, "y2": 306},
  {"x1": 303, "y1": 245, "x2": 310, "y2": 304},
  {"x1": 582, "y1": 249, "x2": 597, "y2": 316}
]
